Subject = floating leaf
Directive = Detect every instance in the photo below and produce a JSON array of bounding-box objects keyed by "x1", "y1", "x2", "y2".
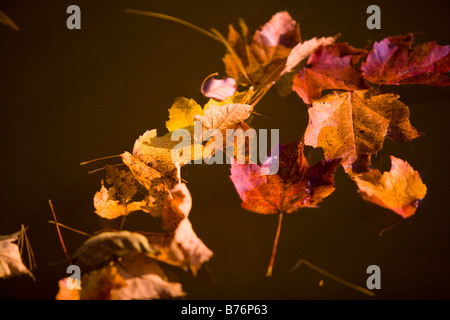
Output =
[
  {"x1": 293, "y1": 43, "x2": 369, "y2": 104},
  {"x1": 55, "y1": 277, "x2": 81, "y2": 300},
  {"x1": 362, "y1": 33, "x2": 450, "y2": 86},
  {"x1": 304, "y1": 90, "x2": 421, "y2": 172},
  {"x1": 193, "y1": 103, "x2": 253, "y2": 138},
  {"x1": 93, "y1": 184, "x2": 153, "y2": 219},
  {"x1": 223, "y1": 11, "x2": 301, "y2": 88},
  {"x1": 166, "y1": 97, "x2": 204, "y2": 132},
  {"x1": 72, "y1": 231, "x2": 156, "y2": 272},
  {"x1": 230, "y1": 141, "x2": 340, "y2": 214},
  {"x1": 112, "y1": 253, "x2": 185, "y2": 300},
  {"x1": 283, "y1": 35, "x2": 338, "y2": 74},
  {"x1": 152, "y1": 183, "x2": 213, "y2": 274},
  {"x1": 352, "y1": 156, "x2": 427, "y2": 218}
]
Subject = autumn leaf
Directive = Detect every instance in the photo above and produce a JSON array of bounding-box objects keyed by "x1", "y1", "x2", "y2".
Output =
[
  {"x1": 293, "y1": 43, "x2": 369, "y2": 104},
  {"x1": 0, "y1": 10, "x2": 19, "y2": 31},
  {"x1": 230, "y1": 141, "x2": 340, "y2": 214},
  {"x1": 166, "y1": 97, "x2": 204, "y2": 133},
  {"x1": 105, "y1": 165, "x2": 138, "y2": 202},
  {"x1": 283, "y1": 35, "x2": 338, "y2": 74},
  {"x1": 352, "y1": 156, "x2": 427, "y2": 218},
  {"x1": 78, "y1": 264, "x2": 127, "y2": 300},
  {"x1": 230, "y1": 141, "x2": 339, "y2": 276},
  {"x1": 93, "y1": 184, "x2": 154, "y2": 219},
  {"x1": 304, "y1": 90, "x2": 421, "y2": 172},
  {"x1": 72, "y1": 231, "x2": 157, "y2": 272},
  {"x1": 55, "y1": 277, "x2": 81, "y2": 300},
  {"x1": 193, "y1": 103, "x2": 253, "y2": 138},
  {"x1": 223, "y1": 11, "x2": 301, "y2": 89},
  {"x1": 74, "y1": 253, "x2": 185, "y2": 300},
  {"x1": 150, "y1": 183, "x2": 213, "y2": 275},
  {"x1": 362, "y1": 33, "x2": 450, "y2": 86},
  {"x1": 112, "y1": 253, "x2": 185, "y2": 300},
  {"x1": 0, "y1": 231, "x2": 33, "y2": 279},
  {"x1": 121, "y1": 130, "x2": 180, "y2": 217},
  {"x1": 201, "y1": 76, "x2": 237, "y2": 101}
]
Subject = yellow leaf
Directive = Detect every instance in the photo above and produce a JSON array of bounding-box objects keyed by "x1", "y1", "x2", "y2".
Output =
[{"x1": 166, "y1": 97, "x2": 203, "y2": 132}]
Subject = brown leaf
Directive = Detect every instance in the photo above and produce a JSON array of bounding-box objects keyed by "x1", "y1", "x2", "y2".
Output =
[
  {"x1": 293, "y1": 43, "x2": 369, "y2": 104},
  {"x1": 362, "y1": 33, "x2": 450, "y2": 86},
  {"x1": 352, "y1": 156, "x2": 427, "y2": 218},
  {"x1": 304, "y1": 90, "x2": 421, "y2": 172},
  {"x1": 230, "y1": 141, "x2": 340, "y2": 214}
]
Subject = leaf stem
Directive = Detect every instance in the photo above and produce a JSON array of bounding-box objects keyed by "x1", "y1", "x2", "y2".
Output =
[{"x1": 266, "y1": 213, "x2": 284, "y2": 277}]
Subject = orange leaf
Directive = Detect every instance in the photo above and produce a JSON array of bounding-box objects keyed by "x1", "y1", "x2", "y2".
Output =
[{"x1": 352, "y1": 156, "x2": 427, "y2": 218}]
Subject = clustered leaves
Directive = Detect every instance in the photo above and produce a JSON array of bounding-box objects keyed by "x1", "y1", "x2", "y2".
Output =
[{"x1": 2, "y1": 10, "x2": 445, "y2": 299}]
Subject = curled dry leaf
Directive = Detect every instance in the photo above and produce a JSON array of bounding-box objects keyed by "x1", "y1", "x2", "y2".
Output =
[
  {"x1": 293, "y1": 43, "x2": 369, "y2": 104},
  {"x1": 0, "y1": 231, "x2": 33, "y2": 279},
  {"x1": 230, "y1": 141, "x2": 340, "y2": 214},
  {"x1": 352, "y1": 156, "x2": 427, "y2": 218},
  {"x1": 72, "y1": 231, "x2": 156, "y2": 272},
  {"x1": 304, "y1": 90, "x2": 421, "y2": 172},
  {"x1": 202, "y1": 76, "x2": 237, "y2": 101},
  {"x1": 152, "y1": 183, "x2": 213, "y2": 274},
  {"x1": 362, "y1": 33, "x2": 450, "y2": 86}
]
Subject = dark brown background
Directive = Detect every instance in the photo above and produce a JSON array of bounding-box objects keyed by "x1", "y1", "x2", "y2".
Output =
[{"x1": 0, "y1": 0, "x2": 449, "y2": 299}]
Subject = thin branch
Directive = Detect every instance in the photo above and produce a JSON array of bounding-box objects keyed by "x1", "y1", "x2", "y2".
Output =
[
  {"x1": 125, "y1": 9, "x2": 221, "y2": 42},
  {"x1": 48, "y1": 220, "x2": 92, "y2": 237},
  {"x1": 48, "y1": 200, "x2": 72, "y2": 264},
  {"x1": 80, "y1": 154, "x2": 121, "y2": 166}
]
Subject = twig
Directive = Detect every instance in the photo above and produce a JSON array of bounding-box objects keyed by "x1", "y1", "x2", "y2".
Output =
[
  {"x1": 48, "y1": 200, "x2": 72, "y2": 264},
  {"x1": 288, "y1": 259, "x2": 375, "y2": 297}
]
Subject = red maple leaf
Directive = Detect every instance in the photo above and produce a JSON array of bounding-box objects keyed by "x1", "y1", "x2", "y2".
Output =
[
  {"x1": 230, "y1": 141, "x2": 340, "y2": 214},
  {"x1": 292, "y1": 43, "x2": 369, "y2": 104},
  {"x1": 362, "y1": 33, "x2": 450, "y2": 86}
]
